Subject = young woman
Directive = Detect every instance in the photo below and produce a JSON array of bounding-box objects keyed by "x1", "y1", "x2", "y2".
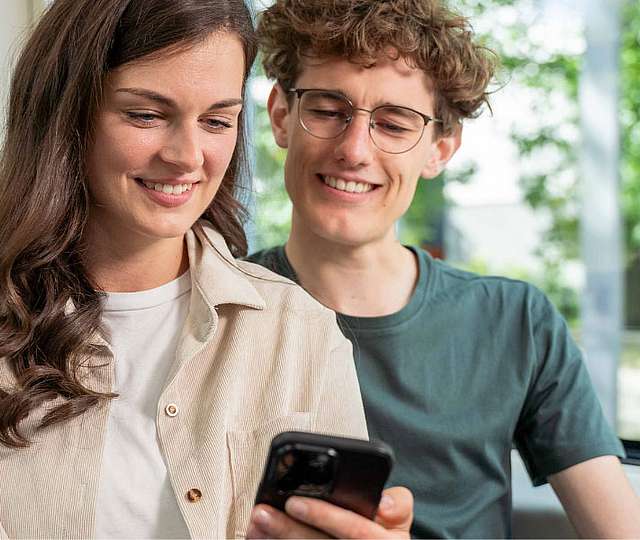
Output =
[{"x1": 0, "y1": 0, "x2": 367, "y2": 537}]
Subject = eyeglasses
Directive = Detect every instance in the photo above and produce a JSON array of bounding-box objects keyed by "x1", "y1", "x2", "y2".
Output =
[{"x1": 288, "y1": 88, "x2": 442, "y2": 154}]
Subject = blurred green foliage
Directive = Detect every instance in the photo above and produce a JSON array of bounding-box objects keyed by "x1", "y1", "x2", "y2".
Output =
[
  {"x1": 403, "y1": 0, "x2": 640, "y2": 325},
  {"x1": 500, "y1": 0, "x2": 640, "y2": 268},
  {"x1": 249, "y1": 74, "x2": 292, "y2": 250},
  {"x1": 621, "y1": 1, "x2": 640, "y2": 255}
]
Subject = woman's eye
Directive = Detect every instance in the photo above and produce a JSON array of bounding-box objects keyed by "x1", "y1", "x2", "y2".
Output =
[
  {"x1": 203, "y1": 117, "x2": 233, "y2": 131},
  {"x1": 125, "y1": 111, "x2": 160, "y2": 125}
]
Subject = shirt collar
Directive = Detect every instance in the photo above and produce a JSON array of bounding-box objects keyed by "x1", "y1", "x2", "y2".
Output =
[
  {"x1": 188, "y1": 220, "x2": 265, "y2": 311},
  {"x1": 66, "y1": 220, "x2": 265, "y2": 349}
]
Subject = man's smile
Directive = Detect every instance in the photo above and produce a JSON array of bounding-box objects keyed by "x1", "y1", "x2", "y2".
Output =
[{"x1": 318, "y1": 173, "x2": 379, "y2": 194}]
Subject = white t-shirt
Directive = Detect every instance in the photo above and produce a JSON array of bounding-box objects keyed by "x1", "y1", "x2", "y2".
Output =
[{"x1": 95, "y1": 272, "x2": 192, "y2": 539}]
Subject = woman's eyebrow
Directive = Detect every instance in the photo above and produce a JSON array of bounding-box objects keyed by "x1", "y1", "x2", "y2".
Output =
[
  {"x1": 115, "y1": 87, "x2": 243, "y2": 110},
  {"x1": 115, "y1": 87, "x2": 174, "y2": 107},
  {"x1": 207, "y1": 98, "x2": 244, "y2": 111}
]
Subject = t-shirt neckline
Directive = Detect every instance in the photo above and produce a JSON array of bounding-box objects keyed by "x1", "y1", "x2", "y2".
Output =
[
  {"x1": 103, "y1": 270, "x2": 192, "y2": 312},
  {"x1": 278, "y1": 245, "x2": 431, "y2": 330}
]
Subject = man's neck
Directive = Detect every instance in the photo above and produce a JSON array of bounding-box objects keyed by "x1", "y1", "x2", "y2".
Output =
[{"x1": 285, "y1": 224, "x2": 419, "y2": 317}]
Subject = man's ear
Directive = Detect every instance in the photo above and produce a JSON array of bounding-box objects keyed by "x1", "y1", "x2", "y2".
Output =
[
  {"x1": 420, "y1": 124, "x2": 462, "y2": 179},
  {"x1": 267, "y1": 83, "x2": 291, "y2": 149}
]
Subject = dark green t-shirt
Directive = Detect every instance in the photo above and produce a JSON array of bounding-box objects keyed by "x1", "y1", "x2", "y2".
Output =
[{"x1": 246, "y1": 246, "x2": 624, "y2": 538}]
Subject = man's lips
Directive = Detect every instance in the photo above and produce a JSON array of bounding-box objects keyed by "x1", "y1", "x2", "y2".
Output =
[{"x1": 318, "y1": 174, "x2": 379, "y2": 194}]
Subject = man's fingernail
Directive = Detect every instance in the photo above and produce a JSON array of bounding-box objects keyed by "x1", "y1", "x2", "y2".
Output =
[
  {"x1": 246, "y1": 524, "x2": 267, "y2": 539},
  {"x1": 285, "y1": 496, "x2": 308, "y2": 518},
  {"x1": 252, "y1": 507, "x2": 272, "y2": 527},
  {"x1": 379, "y1": 494, "x2": 394, "y2": 511}
]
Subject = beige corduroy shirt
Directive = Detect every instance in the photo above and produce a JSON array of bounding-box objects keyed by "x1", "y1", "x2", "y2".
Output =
[{"x1": 0, "y1": 220, "x2": 368, "y2": 539}]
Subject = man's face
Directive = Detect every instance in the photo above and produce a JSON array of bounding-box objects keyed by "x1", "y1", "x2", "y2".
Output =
[{"x1": 268, "y1": 54, "x2": 461, "y2": 247}]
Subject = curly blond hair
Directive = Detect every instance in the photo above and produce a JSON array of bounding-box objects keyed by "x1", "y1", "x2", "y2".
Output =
[{"x1": 257, "y1": 0, "x2": 497, "y2": 135}]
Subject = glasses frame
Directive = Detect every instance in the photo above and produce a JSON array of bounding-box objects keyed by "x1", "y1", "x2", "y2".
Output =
[{"x1": 288, "y1": 88, "x2": 443, "y2": 155}]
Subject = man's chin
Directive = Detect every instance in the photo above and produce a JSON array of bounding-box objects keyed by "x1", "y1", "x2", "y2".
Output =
[{"x1": 313, "y1": 224, "x2": 380, "y2": 249}]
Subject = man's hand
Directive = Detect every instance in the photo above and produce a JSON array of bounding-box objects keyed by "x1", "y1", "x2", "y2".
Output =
[{"x1": 246, "y1": 486, "x2": 413, "y2": 539}]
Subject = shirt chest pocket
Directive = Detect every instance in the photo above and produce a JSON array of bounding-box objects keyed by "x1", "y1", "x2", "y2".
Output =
[{"x1": 226, "y1": 412, "x2": 311, "y2": 539}]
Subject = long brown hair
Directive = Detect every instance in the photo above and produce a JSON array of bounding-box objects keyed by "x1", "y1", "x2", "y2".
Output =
[{"x1": 0, "y1": 0, "x2": 257, "y2": 447}]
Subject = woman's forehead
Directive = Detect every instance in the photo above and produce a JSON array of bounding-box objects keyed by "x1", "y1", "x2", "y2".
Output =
[{"x1": 105, "y1": 33, "x2": 246, "y2": 99}]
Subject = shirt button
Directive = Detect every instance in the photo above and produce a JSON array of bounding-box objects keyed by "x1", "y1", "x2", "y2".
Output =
[
  {"x1": 165, "y1": 403, "x2": 178, "y2": 417},
  {"x1": 187, "y1": 488, "x2": 202, "y2": 502}
]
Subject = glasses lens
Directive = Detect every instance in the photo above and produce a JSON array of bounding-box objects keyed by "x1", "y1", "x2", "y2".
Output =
[
  {"x1": 299, "y1": 91, "x2": 351, "y2": 139},
  {"x1": 371, "y1": 106, "x2": 425, "y2": 153}
]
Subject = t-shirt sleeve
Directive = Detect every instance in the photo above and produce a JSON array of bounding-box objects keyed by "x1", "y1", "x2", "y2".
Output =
[{"x1": 514, "y1": 286, "x2": 624, "y2": 486}]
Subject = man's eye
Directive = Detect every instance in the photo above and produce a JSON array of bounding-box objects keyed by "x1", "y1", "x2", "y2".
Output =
[
  {"x1": 377, "y1": 121, "x2": 410, "y2": 134},
  {"x1": 309, "y1": 108, "x2": 347, "y2": 119}
]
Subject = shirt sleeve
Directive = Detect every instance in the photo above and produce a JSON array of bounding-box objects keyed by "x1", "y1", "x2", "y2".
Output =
[
  {"x1": 514, "y1": 286, "x2": 624, "y2": 486},
  {"x1": 309, "y1": 321, "x2": 369, "y2": 441}
]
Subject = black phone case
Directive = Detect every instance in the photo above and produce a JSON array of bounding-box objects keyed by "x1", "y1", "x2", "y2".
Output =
[{"x1": 254, "y1": 431, "x2": 394, "y2": 520}]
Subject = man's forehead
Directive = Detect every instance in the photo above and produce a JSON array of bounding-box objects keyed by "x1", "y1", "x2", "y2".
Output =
[{"x1": 295, "y1": 53, "x2": 435, "y2": 96}]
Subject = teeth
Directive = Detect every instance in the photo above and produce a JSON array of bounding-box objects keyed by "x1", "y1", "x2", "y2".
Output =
[
  {"x1": 323, "y1": 175, "x2": 373, "y2": 193},
  {"x1": 142, "y1": 181, "x2": 194, "y2": 195}
]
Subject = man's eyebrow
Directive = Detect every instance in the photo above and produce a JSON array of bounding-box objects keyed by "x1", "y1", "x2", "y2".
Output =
[
  {"x1": 316, "y1": 88, "x2": 349, "y2": 99},
  {"x1": 313, "y1": 88, "x2": 415, "y2": 109},
  {"x1": 115, "y1": 88, "x2": 243, "y2": 110}
]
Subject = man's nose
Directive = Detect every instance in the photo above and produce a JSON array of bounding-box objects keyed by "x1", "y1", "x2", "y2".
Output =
[{"x1": 333, "y1": 110, "x2": 375, "y2": 167}]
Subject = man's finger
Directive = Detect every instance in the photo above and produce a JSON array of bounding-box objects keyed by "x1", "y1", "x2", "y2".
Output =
[
  {"x1": 374, "y1": 487, "x2": 414, "y2": 531},
  {"x1": 284, "y1": 496, "x2": 403, "y2": 539},
  {"x1": 247, "y1": 504, "x2": 326, "y2": 539}
]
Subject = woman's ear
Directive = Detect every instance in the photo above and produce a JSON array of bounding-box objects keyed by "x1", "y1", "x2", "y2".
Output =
[
  {"x1": 420, "y1": 124, "x2": 462, "y2": 179},
  {"x1": 267, "y1": 84, "x2": 291, "y2": 149}
]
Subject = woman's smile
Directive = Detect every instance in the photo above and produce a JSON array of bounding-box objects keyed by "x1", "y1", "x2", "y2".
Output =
[{"x1": 134, "y1": 177, "x2": 199, "y2": 207}]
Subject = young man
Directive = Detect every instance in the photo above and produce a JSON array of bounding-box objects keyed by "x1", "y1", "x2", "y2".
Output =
[{"x1": 247, "y1": 0, "x2": 640, "y2": 538}]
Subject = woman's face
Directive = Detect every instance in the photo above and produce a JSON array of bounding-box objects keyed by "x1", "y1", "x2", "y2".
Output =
[{"x1": 85, "y1": 31, "x2": 245, "y2": 244}]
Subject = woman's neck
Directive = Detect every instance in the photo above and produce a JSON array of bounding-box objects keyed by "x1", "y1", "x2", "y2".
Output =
[{"x1": 83, "y1": 222, "x2": 188, "y2": 293}]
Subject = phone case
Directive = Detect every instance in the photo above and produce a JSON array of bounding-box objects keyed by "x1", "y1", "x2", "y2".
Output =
[{"x1": 254, "y1": 431, "x2": 394, "y2": 520}]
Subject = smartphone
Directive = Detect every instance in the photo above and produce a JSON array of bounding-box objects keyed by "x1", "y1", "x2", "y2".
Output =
[{"x1": 254, "y1": 431, "x2": 394, "y2": 520}]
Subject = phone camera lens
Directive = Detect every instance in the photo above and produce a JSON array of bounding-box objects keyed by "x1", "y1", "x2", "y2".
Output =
[
  {"x1": 274, "y1": 447, "x2": 336, "y2": 496},
  {"x1": 305, "y1": 454, "x2": 332, "y2": 484}
]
